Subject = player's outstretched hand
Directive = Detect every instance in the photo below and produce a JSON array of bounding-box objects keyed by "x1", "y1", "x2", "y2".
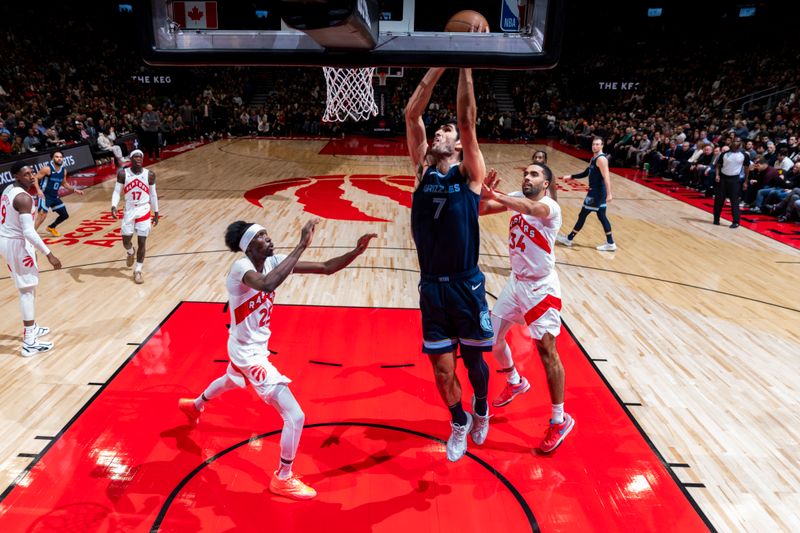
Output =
[
  {"x1": 300, "y1": 218, "x2": 319, "y2": 248},
  {"x1": 74, "y1": 188, "x2": 85, "y2": 195},
  {"x1": 46, "y1": 252, "x2": 62, "y2": 270},
  {"x1": 484, "y1": 168, "x2": 499, "y2": 190},
  {"x1": 355, "y1": 233, "x2": 377, "y2": 254},
  {"x1": 482, "y1": 169, "x2": 501, "y2": 200},
  {"x1": 153, "y1": 212, "x2": 160, "y2": 226}
]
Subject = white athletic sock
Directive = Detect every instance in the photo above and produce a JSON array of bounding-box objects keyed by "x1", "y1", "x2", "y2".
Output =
[
  {"x1": 551, "y1": 403, "x2": 565, "y2": 424},
  {"x1": 507, "y1": 366, "x2": 521, "y2": 385},
  {"x1": 126, "y1": 247, "x2": 135, "y2": 255},
  {"x1": 134, "y1": 262, "x2": 143, "y2": 272},
  {"x1": 23, "y1": 325, "x2": 36, "y2": 345}
]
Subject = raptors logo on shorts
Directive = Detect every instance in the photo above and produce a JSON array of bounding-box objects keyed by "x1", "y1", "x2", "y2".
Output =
[
  {"x1": 249, "y1": 365, "x2": 268, "y2": 383},
  {"x1": 23, "y1": 256, "x2": 34, "y2": 268}
]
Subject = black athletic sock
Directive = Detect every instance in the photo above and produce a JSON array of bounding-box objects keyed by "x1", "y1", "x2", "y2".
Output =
[
  {"x1": 606, "y1": 232, "x2": 614, "y2": 244},
  {"x1": 474, "y1": 396, "x2": 488, "y2": 417},
  {"x1": 448, "y1": 402, "x2": 468, "y2": 426},
  {"x1": 568, "y1": 231, "x2": 577, "y2": 240}
]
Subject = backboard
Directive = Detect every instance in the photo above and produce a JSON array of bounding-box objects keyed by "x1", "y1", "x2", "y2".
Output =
[{"x1": 138, "y1": 0, "x2": 564, "y2": 70}]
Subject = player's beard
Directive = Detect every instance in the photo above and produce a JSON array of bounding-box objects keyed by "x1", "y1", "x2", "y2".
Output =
[
  {"x1": 429, "y1": 140, "x2": 453, "y2": 158},
  {"x1": 523, "y1": 184, "x2": 542, "y2": 198}
]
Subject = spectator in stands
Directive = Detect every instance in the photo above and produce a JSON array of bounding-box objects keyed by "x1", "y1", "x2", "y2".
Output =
[
  {"x1": 745, "y1": 157, "x2": 778, "y2": 209},
  {"x1": 763, "y1": 161, "x2": 800, "y2": 215},
  {"x1": 178, "y1": 99, "x2": 195, "y2": 139},
  {"x1": 690, "y1": 144, "x2": 715, "y2": 191},
  {"x1": 774, "y1": 149, "x2": 793, "y2": 173},
  {"x1": 141, "y1": 103, "x2": 161, "y2": 160},
  {"x1": 786, "y1": 136, "x2": 799, "y2": 162},
  {"x1": 11, "y1": 135, "x2": 24, "y2": 155},
  {"x1": 0, "y1": 132, "x2": 12, "y2": 156},
  {"x1": 23, "y1": 129, "x2": 42, "y2": 153},
  {"x1": 743, "y1": 140, "x2": 757, "y2": 161},
  {"x1": 97, "y1": 131, "x2": 125, "y2": 166},
  {"x1": 763, "y1": 142, "x2": 778, "y2": 166},
  {"x1": 771, "y1": 187, "x2": 800, "y2": 222},
  {"x1": 161, "y1": 115, "x2": 176, "y2": 146},
  {"x1": 0, "y1": 120, "x2": 8, "y2": 136}
]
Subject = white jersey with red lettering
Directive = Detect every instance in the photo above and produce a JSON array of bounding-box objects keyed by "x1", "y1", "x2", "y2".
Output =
[
  {"x1": 227, "y1": 254, "x2": 287, "y2": 346},
  {"x1": 492, "y1": 193, "x2": 563, "y2": 340},
  {"x1": 507, "y1": 193, "x2": 561, "y2": 280},
  {"x1": 0, "y1": 186, "x2": 35, "y2": 239},
  {"x1": 123, "y1": 167, "x2": 151, "y2": 218}
]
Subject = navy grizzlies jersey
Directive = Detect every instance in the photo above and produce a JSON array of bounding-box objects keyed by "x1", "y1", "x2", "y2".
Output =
[
  {"x1": 587, "y1": 153, "x2": 608, "y2": 196},
  {"x1": 411, "y1": 163, "x2": 481, "y2": 275},
  {"x1": 41, "y1": 163, "x2": 65, "y2": 198}
]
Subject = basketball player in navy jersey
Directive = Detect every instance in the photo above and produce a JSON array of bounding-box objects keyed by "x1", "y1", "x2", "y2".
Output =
[
  {"x1": 33, "y1": 151, "x2": 84, "y2": 236},
  {"x1": 556, "y1": 137, "x2": 616, "y2": 251},
  {"x1": 406, "y1": 68, "x2": 493, "y2": 462}
]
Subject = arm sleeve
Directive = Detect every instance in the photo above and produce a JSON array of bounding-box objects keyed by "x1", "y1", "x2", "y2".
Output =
[
  {"x1": 111, "y1": 181, "x2": 122, "y2": 208},
  {"x1": 20, "y1": 213, "x2": 51, "y2": 255},
  {"x1": 571, "y1": 168, "x2": 590, "y2": 179},
  {"x1": 150, "y1": 182, "x2": 158, "y2": 211}
]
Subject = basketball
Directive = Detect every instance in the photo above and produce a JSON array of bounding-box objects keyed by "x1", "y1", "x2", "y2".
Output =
[{"x1": 444, "y1": 10, "x2": 490, "y2": 33}]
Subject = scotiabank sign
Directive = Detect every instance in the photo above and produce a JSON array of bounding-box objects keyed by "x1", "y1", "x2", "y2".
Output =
[{"x1": 0, "y1": 143, "x2": 96, "y2": 188}]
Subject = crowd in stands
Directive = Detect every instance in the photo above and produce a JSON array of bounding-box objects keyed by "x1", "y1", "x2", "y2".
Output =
[{"x1": 1, "y1": 4, "x2": 797, "y2": 222}]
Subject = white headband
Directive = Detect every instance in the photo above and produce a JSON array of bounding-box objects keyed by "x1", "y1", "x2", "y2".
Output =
[
  {"x1": 239, "y1": 224, "x2": 264, "y2": 252},
  {"x1": 130, "y1": 149, "x2": 144, "y2": 158}
]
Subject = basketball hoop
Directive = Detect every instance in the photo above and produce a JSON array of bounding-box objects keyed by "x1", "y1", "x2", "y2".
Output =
[{"x1": 322, "y1": 67, "x2": 379, "y2": 122}]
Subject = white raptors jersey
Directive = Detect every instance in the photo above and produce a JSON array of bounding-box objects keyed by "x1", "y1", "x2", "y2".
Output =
[
  {"x1": 227, "y1": 254, "x2": 288, "y2": 345},
  {"x1": 0, "y1": 186, "x2": 35, "y2": 239},
  {"x1": 508, "y1": 194, "x2": 561, "y2": 280},
  {"x1": 123, "y1": 167, "x2": 151, "y2": 216}
]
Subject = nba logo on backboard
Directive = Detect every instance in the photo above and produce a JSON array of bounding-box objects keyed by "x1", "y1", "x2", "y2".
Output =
[{"x1": 500, "y1": 0, "x2": 520, "y2": 32}]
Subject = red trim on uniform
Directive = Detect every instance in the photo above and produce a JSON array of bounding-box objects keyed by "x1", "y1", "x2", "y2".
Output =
[
  {"x1": 229, "y1": 362, "x2": 245, "y2": 376},
  {"x1": 233, "y1": 291, "x2": 275, "y2": 324},
  {"x1": 523, "y1": 294, "x2": 562, "y2": 325},
  {"x1": 510, "y1": 214, "x2": 552, "y2": 255},
  {"x1": 135, "y1": 211, "x2": 152, "y2": 223}
]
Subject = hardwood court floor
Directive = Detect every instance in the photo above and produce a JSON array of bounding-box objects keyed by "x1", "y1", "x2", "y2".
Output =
[{"x1": 0, "y1": 137, "x2": 798, "y2": 531}]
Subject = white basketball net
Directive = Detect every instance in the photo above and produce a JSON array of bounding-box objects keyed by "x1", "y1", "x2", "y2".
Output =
[{"x1": 322, "y1": 67, "x2": 379, "y2": 122}]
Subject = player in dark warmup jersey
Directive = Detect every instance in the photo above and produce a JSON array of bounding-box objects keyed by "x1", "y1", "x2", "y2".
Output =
[
  {"x1": 556, "y1": 137, "x2": 617, "y2": 251},
  {"x1": 406, "y1": 68, "x2": 493, "y2": 462},
  {"x1": 33, "y1": 151, "x2": 83, "y2": 236}
]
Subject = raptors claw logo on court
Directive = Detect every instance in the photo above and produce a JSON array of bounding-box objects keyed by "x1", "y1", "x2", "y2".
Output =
[
  {"x1": 249, "y1": 365, "x2": 268, "y2": 383},
  {"x1": 243, "y1": 174, "x2": 415, "y2": 222},
  {"x1": 22, "y1": 256, "x2": 35, "y2": 268}
]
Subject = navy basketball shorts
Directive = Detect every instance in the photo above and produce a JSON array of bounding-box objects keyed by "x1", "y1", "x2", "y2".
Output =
[
  {"x1": 418, "y1": 267, "x2": 494, "y2": 356},
  {"x1": 43, "y1": 194, "x2": 65, "y2": 212},
  {"x1": 582, "y1": 190, "x2": 607, "y2": 210}
]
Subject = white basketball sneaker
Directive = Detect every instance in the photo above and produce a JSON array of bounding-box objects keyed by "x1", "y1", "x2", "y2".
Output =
[
  {"x1": 596, "y1": 242, "x2": 618, "y2": 251},
  {"x1": 556, "y1": 234, "x2": 573, "y2": 247},
  {"x1": 446, "y1": 412, "x2": 473, "y2": 462},
  {"x1": 21, "y1": 340, "x2": 54, "y2": 357},
  {"x1": 470, "y1": 397, "x2": 490, "y2": 446},
  {"x1": 34, "y1": 324, "x2": 50, "y2": 338}
]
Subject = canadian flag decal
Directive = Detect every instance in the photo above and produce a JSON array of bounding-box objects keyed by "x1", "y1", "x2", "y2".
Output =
[{"x1": 173, "y1": 2, "x2": 218, "y2": 30}]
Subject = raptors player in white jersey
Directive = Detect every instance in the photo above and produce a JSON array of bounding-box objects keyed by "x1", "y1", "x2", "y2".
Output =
[
  {"x1": 179, "y1": 219, "x2": 376, "y2": 500},
  {"x1": 480, "y1": 163, "x2": 575, "y2": 453},
  {"x1": 110, "y1": 150, "x2": 158, "y2": 284},
  {"x1": 0, "y1": 163, "x2": 62, "y2": 356}
]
